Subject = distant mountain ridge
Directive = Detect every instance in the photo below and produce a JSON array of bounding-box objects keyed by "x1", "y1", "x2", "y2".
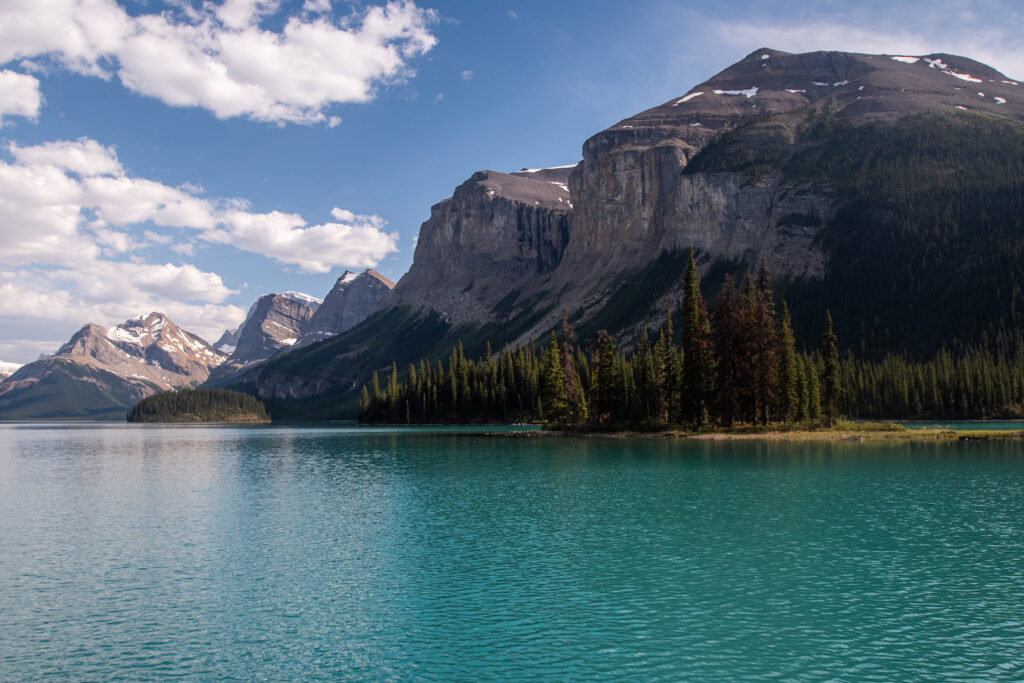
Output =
[
  {"x1": 0, "y1": 268, "x2": 394, "y2": 420},
  {"x1": 0, "y1": 312, "x2": 227, "y2": 420},
  {"x1": 205, "y1": 269, "x2": 395, "y2": 387}
]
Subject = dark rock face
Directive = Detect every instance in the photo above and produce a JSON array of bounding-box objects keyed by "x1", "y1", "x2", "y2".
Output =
[
  {"x1": 0, "y1": 312, "x2": 227, "y2": 419},
  {"x1": 300, "y1": 270, "x2": 395, "y2": 346}
]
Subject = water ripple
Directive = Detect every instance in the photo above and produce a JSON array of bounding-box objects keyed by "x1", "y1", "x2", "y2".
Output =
[{"x1": 2, "y1": 426, "x2": 1024, "y2": 679}]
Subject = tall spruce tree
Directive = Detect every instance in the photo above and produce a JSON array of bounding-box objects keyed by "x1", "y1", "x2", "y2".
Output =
[
  {"x1": 822, "y1": 311, "x2": 841, "y2": 427},
  {"x1": 593, "y1": 330, "x2": 621, "y2": 426},
  {"x1": 659, "y1": 298, "x2": 682, "y2": 423},
  {"x1": 682, "y1": 246, "x2": 713, "y2": 425},
  {"x1": 777, "y1": 301, "x2": 799, "y2": 423},
  {"x1": 752, "y1": 263, "x2": 778, "y2": 425},
  {"x1": 712, "y1": 274, "x2": 743, "y2": 426},
  {"x1": 561, "y1": 310, "x2": 588, "y2": 426},
  {"x1": 542, "y1": 330, "x2": 569, "y2": 426},
  {"x1": 807, "y1": 360, "x2": 822, "y2": 421}
]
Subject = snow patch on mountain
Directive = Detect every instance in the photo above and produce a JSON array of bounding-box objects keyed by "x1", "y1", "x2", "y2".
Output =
[
  {"x1": 713, "y1": 87, "x2": 758, "y2": 98},
  {"x1": 673, "y1": 91, "x2": 704, "y2": 106}
]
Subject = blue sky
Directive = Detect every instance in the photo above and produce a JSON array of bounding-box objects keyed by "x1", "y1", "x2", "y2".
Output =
[{"x1": 1, "y1": 0, "x2": 1023, "y2": 361}]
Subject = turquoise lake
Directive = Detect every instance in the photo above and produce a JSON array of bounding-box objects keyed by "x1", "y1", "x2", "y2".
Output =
[{"x1": 3, "y1": 424, "x2": 1024, "y2": 680}]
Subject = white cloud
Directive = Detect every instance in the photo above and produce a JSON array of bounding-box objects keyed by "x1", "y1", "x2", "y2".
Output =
[
  {"x1": 303, "y1": 0, "x2": 333, "y2": 14},
  {"x1": 0, "y1": 137, "x2": 398, "y2": 271},
  {"x1": 0, "y1": 134, "x2": 400, "y2": 357},
  {"x1": 433, "y1": 92, "x2": 444, "y2": 103},
  {"x1": 10, "y1": 137, "x2": 121, "y2": 175},
  {"x1": 0, "y1": 70, "x2": 42, "y2": 124},
  {"x1": 217, "y1": 0, "x2": 282, "y2": 30},
  {"x1": 507, "y1": 10, "x2": 518, "y2": 20},
  {"x1": 461, "y1": 69, "x2": 474, "y2": 81},
  {"x1": 213, "y1": 208, "x2": 397, "y2": 273},
  {"x1": 0, "y1": 0, "x2": 438, "y2": 125}
]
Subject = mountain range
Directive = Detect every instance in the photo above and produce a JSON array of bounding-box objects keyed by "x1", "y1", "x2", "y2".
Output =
[
  {"x1": 0, "y1": 269, "x2": 394, "y2": 419},
  {"x1": 3, "y1": 47, "x2": 1023, "y2": 421}
]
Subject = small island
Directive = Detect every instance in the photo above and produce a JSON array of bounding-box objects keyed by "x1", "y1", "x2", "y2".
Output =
[{"x1": 127, "y1": 388, "x2": 270, "y2": 423}]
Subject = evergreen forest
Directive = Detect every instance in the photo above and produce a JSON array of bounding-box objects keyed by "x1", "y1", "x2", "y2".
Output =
[
  {"x1": 127, "y1": 388, "x2": 270, "y2": 423},
  {"x1": 359, "y1": 249, "x2": 1024, "y2": 429}
]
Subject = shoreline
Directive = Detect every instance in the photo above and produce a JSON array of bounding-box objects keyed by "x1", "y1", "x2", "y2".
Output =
[{"x1": 486, "y1": 426, "x2": 1024, "y2": 442}]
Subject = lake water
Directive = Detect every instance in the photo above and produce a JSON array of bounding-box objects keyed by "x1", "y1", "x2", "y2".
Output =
[{"x1": 3, "y1": 424, "x2": 1024, "y2": 680}]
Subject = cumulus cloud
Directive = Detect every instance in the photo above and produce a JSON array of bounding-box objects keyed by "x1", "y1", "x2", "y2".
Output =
[
  {"x1": 0, "y1": 137, "x2": 398, "y2": 271},
  {"x1": 0, "y1": 272, "x2": 246, "y2": 357},
  {"x1": 0, "y1": 135, "x2": 400, "y2": 357},
  {"x1": 0, "y1": 70, "x2": 42, "y2": 124},
  {"x1": 0, "y1": 0, "x2": 438, "y2": 125},
  {"x1": 208, "y1": 207, "x2": 398, "y2": 273}
]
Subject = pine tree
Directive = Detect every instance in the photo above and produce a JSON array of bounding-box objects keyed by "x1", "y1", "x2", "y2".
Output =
[
  {"x1": 752, "y1": 264, "x2": 778, "y2": 425},
  {"x1": 541, "y1": 330, "x2": 568, "y2": 426},
  {"x1": 777, "y1": 301, "x2": 799, "y2": 423},
  {"x1": 807, "y1": 359, "x2": 822, "y2": 422},
  {"x1": 660, "y1": 297, "x2": 682, "y2": 423},
  {"x1": 712, "y1": 274, "x2": 743, "y2": 427},
  {"x1": 594, "y1": 330, "x2": 621, "y2": 425},
  {"x1": 796, "y1": 355, "x2": 810, "y2": 422},
  {"x1": 560, "y1": 310, "x2": 588, "y2": 426},
  {"x1": 823, "y1": 311, "x2": 841, "y2": 427},
  {"x1": 682, "y1": 246, "x2": 713, "y2": 425}
]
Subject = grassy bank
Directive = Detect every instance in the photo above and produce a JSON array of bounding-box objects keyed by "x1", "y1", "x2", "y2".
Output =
[{"x1": 493, "y1": 421, "x2": 1024, "y2": 442}]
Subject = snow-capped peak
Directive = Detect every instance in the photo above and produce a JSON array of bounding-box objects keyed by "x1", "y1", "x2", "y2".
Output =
[
  {"x1": 280, "y1": 291, "x2": 323, "y2": 306},
  {"x1": 339, "y1": 271, "x2": 360, "y2": 285},
  {"x1": 107, "y1": 312, "x2": 168, "y2": 344}
]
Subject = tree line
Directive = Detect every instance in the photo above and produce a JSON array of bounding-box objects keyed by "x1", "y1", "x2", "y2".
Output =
[{"x1": 359, "y1": 249, "x2": 1024, "y2": 429}]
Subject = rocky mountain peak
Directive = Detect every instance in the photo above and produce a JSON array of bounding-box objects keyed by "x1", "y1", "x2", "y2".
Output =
[
  {"x1": 0, "y1": 311, "x2": 228, "y2": 419},
  {"x1": 299, "y1": 269, "x2": 395, "y2": 346},
  {"x1": 226, "y1": 293, "x2": 319, "y2": 363}
]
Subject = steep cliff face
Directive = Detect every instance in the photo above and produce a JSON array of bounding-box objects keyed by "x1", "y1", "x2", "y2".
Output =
[
  {"x1": 389, "y1": 167, "x2": 574, "y2": 322},
  {"x1": 300, "y1": 270, "x2": 395, "y2": 345},
  {"x1": 231, "y1": 292, "x2": 320, "y2": 362},
  {"x1": 206, "y1": 292, "x2": 320, "y2": 384},
  {"x1": 564, "y1": 48, "x2": 1021, "y2": 279}
]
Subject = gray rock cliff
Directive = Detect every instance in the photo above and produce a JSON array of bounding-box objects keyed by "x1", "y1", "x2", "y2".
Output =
[{"x1": 300, "y1": 270, "x2": 395, "y2": 346}]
